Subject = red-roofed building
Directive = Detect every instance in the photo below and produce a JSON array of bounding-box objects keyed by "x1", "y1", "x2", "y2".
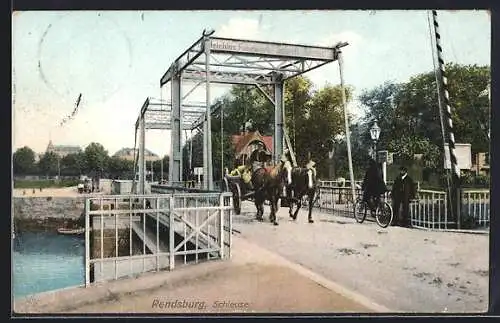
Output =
[{"x1": 231, "y1": 131, "x2": 273, "y2": 166}]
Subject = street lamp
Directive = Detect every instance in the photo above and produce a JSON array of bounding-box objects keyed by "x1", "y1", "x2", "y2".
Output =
[{"x1": 370, "y1": 121, "x2": 381, "y2": 160}]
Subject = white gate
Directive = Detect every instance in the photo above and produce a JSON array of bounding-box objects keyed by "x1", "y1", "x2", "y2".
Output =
[{"x1": 84, "y1": 192, "x2": 232, "y2": 286}]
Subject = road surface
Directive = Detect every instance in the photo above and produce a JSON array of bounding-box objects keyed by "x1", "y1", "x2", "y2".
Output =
[{"x1": 232, "y1": 201, "x2": 489, "y2": 313}]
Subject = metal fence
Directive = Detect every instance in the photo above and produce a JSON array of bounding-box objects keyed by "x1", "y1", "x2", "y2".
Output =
[
  {"x1": 315, "y1": 184, "x2": 363, "y2": 218},
  {"x1": 318, "y1": 180, "x2": 363, "y2": 188},
  {"x1": 409, "y1": 188, "x2": 490, "y2": 230},
  {"x1": 461, "y1": 189, "x2": 490, "y2": 228},
  {"x1": 160, "y1": 181, "x2": 204, "y2": 189},
  {"x1": 314, "y1": 182, "x2": 489, "y2": 230},
  {"x1": 151, "y1": 182, "x2": 225, "y2": 193},
  {"x1": 409, "y1": 189, "x2": 451, "y2": 229},
  {"x1": 84, "y1": 192, "x2": 232, "y2": 286}
]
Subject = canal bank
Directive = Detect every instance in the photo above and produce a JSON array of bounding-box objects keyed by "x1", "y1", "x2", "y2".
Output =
[
  {"x1": 12, "y1": 194, "x2": 140, "y2": 299},
  {"x1": 12, "y1": 192, "x2": 214, "y2": 297},
  {"x1": 13, "y1": 196, "x2": 86, "y2": 232}
]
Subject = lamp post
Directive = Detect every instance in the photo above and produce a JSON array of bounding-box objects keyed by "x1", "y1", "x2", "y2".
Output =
[
  {"x1": 370, "y1": 121, "x2": 386, "y2": 184},
  {"x1": 369, "y1": 121, "x2": 381, "y2": 160}
]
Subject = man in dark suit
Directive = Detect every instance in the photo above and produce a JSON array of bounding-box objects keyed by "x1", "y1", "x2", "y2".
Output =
[
  {"x1": 361, "y1": 158, "x2": 387, "y2": 214},
  {"x1": 391, "y1": 166, "x2": 416, "y2": 227}
]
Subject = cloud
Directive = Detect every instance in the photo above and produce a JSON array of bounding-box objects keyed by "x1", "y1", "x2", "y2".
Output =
[
  {"x1": 304, "y1": 30, "x2": 363, "y2": 88},
  {"x1": 216, "y1": 17, "x2": 263, "y2": 40}
]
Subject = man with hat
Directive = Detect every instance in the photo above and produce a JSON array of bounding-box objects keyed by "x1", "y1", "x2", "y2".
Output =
[{"x1": 391, "y1": 165, "x2": 416, "y2": 227}]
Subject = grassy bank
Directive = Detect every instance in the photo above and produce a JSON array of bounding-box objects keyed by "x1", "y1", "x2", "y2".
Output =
[{"x1": 14, "y1": 179, "x2": 80, "y2": 189}]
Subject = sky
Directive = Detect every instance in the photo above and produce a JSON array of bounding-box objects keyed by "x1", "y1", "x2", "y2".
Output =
[{"x1": 12, "y1": 10, "x2": 491, "y2": 157}]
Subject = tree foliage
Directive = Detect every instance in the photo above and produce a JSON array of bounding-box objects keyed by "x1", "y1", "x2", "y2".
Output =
[
  {"x1": 13, "y1": 143, "x2": 170, "y2": 180},
  {"x1": 38, "y1": 151, "x2": 59, "y2": 176},
  {"x1": 13, "y1": 146, "x2": 36, "y2": 175},
  {"x1": 84, "y1": 142, "x2": 109, "y2": 176},
  {"x1": 302, "y1": 84, "x2": 353, "y2": 173},
  {"x1": 360, "y1": 63, "x2": 490, "y2": 176},
  {"x1": 15, "y1": 64, "x2": 487, "y2": 185},
  {"x1": 107, "y1": 156, "x2": 134, "y2": 179},
  {"x1": 60, "y1": 153, "x2": 81, "y2": 176},
  {"x1": 152, "y1": 155, "x2": 169, "y2": 181},
  {"x1": 180, "y1": 76, "x2": 356, "y2": 180}
]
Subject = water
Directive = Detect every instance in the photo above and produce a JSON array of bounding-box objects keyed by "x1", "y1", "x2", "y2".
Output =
[{"x1": 12, "y1": 231, "x2": 85, "y2": 300}]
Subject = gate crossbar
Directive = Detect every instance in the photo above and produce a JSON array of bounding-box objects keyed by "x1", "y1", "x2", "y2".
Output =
[{"x1": 172, "y1": 209, "x2": 223, "y2": 252}]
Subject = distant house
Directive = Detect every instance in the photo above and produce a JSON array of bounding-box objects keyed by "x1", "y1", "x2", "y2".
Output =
[
  {"x1": 113, "y1": 148, "x2": 161, "y2": 162},
  {"x1": 46, "y1": 140, "x2": 82, "y2": 158},
  {"x1": 34, "y1": 153, "x2": 43, "y2": 163},
  {"x1": 231, "y1": 130, "x2": 273, "y2": 166},
  {"x1": 414, "y1": 149, "x2": 489, "y2": 176},
  {"x1": 472, "y1": 152, "x2": 489, "y2": 176}
]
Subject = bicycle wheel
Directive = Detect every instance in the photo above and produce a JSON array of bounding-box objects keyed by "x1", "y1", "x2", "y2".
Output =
[
  {"x1": 353, "y1": 199, "x2": 367, "y2": 223},
  {"x1": 375, "y1": 201, "x2": 393, "y2": 228}
]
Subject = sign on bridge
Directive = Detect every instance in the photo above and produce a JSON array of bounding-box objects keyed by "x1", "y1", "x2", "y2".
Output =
[
  {"x1": 210, "y1": 38, "x2": 336, "y2": 60},
  {"x1": 444, "y1": 143, "x2": 471, "y2": 170},
  {"x1": 377, "y1": 150, "x2": 393, "y2": 165}
]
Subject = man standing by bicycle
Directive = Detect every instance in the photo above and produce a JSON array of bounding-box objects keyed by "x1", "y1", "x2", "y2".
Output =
[
  {"x1": 361, "y1": 158, "x2": 387, "y2": 215},
  {"x1": 391, "y1": 165, "x2": 416, "y2": 227}
]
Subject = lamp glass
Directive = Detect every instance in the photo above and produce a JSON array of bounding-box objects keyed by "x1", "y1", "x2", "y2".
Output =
[{"x1": 370, "y1": 122, "x2": 381, "y2": 141}]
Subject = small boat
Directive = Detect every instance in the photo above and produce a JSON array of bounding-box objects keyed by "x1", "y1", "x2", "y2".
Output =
[{"x1": 57, "y1": 227, "x2": 85, "y2": 235}]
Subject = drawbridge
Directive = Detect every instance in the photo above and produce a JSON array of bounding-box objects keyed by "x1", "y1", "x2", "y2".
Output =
[{"x1": 86, "y1": 30, "x2": 356, "y2": 286}]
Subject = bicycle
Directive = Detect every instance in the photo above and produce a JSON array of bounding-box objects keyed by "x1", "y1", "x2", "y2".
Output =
[{"x1": 353, "y1": 193, "x2": 394, "y2": 228}]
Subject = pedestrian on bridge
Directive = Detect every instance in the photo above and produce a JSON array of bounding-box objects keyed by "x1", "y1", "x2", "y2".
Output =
[{"x1": 391, "y1": 166, "x2": 416, "y2": 227}]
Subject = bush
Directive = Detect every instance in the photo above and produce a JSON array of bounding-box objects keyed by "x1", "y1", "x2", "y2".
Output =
[
  {"x1": 460, "y1": 214, "x2": 478, "y2": 229},
  {"x1": 474, "y1": 174, "x2": 490, "y2": 187},
  {"x1": 14, "y1": 179, "x2": 80, "y2": 189},
  {"x1": 459, "y1": 171, "x2": 475, "y2": 186}
]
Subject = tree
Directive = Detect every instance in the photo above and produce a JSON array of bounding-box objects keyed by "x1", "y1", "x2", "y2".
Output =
[
  {"x1": 183, "y1": 132, "x2": 203, "y2": 173},
  {"x1": 222, "y1": 86, "x2": 274, "y2": 136},
  {"x1": 38, "y1": 151, "x2": 59, "y2": 177},
  {"x1": 298, "y1": 84, "x2": 354, "y2": 177},
  {"x1": 161, "y1": 155, "x2": 170, "y2": 179},
  {"x1": 13, "y1": 146, "x2": 36, "y2": 175},
  {"x1": 211, "y1": 125, "x2": 236, "y2": 181},
  {"x1": 179, "y1": 77, "x2": 356, "y2": 180},
  {"x1": 60, "y1": 153, "x2": 80, "y2": 176},
  {"x1": 387, "y1": 135, "x2": 441, "y2": 167},
  {"x1": 84, "y1": 142, "x2": 109, "y2": 177},
  {"x1": 75, "y1": 151, "x2": 87, "y2": 175},
  {"x1": 360, "y1": 63, "x2": 490, "y2": 176},
  {"x1": 107, "y1": 156, "x2": 134, "y2": 179},
  {"x1": 359, "y1": 82, "x2": 404, "y2": 150},
  {"x1": 397, "y1": 63, "x2": 490, "y2": 154},
  {"x1": 333, "y1": 123, "x2": 372, "y2": 179},
  {"x1": 284, "y1": 76, "x2": 314, "y2": 154},
  {"x1": 151, "y1": 158, "x2": 168, "y2": 181},
  {"x1": 441, "y1": 63, "x2": 490, "y2": 152}
]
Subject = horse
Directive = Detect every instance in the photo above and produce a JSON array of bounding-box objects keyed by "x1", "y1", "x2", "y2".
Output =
[
  {"x1": 284, "y1": 161, "x2": 318, "y2": 223},
  {"x1": 251, "y1": 160, "x2": 290, "y2": 225}
]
